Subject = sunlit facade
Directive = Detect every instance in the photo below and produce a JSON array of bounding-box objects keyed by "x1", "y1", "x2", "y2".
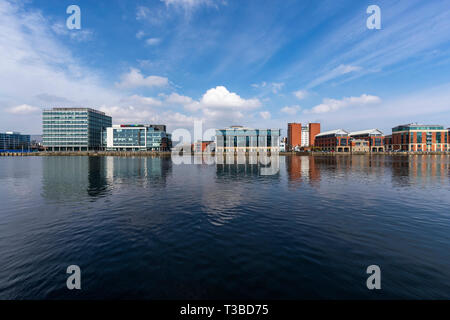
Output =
[
  {"x1": 215, "y1": 126, "x2": 281, "y2": 153},
  {"x1": 43, "y1": 108, "x2": 112, "y2": 151},
  {"x1": 106, "y1": 124, "x2": 171, "y2": 151}
]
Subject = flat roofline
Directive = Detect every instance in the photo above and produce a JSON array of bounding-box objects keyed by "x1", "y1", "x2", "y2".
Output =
[{"x1": 43, "y1": 107, "x2": 108, "y2": 116}]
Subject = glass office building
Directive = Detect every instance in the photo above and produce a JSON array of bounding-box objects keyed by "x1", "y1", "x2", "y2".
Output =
[
  {"x1": 0, "y1": 132, "x2": 30, "y2": 151},
  {"x1": 105, "y1": 125, "x2": 171, "y2": 151},
  {"x1": 215, "y1": 126, "x2": 281, "y2": 153},
  {"x1": 43, "y1": 108, "x2": 112, "y2": 151}
]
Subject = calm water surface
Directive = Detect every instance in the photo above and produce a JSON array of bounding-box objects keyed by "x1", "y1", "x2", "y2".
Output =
[{"x1": 0, "y1": 155, "x2": 449, "y2": 299}]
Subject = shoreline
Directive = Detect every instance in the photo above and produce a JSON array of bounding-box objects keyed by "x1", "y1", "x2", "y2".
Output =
[{"x1": 1, "y1": 151, "x2": 450, "y2": 157}]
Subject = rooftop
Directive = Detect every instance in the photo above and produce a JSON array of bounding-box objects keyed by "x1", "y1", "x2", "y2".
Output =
[
  {"x1": 315, "y1": 129, "x2": 349, "y2": 137},
  {"x1": 349, "y1": 129, "x2": 383, "y2": 136},
  {"x1": 44, "y1": 107, "x2": 107, "y2": 115}
]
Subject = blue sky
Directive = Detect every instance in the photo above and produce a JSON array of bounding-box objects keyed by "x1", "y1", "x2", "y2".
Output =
[{"x1": 1, "y1": 0, "x2": 450, "y2": 135}]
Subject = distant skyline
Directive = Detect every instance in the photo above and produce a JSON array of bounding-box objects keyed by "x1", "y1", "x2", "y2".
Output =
[{"x1": 1, "y1": 0, "x2": 450, "y2": 135}]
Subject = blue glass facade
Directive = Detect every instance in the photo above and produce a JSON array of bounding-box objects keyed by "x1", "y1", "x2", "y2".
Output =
[
  {"x1": 215, "y1": 126, "x2": 281, "y2": 153},
  {"x1": 43, "y1": 108, "x2": 112, "y2": 151},
  {"x1": 106, "y1": 125, "x2": 171, "y2": 151},
  {"x1": 0, "y1": 132, "x2": 31, "y2": 151}
]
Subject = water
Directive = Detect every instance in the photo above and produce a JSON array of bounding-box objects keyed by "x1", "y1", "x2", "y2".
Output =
[{"x1": 0, "y1": 155, "x2": 449, "y2": 299}]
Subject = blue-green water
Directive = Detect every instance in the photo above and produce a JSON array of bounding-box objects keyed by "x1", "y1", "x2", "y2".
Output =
[{"x1": 0, "y1": 155, "x2": 449, "y2": 299}]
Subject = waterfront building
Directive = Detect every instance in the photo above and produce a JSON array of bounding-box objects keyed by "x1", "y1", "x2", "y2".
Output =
[
  {"x1": 350, "y1": 139, "x2": 370, "y2": 153},
  {"x1": 308, "y1": 123, "x2": 321, "y2": 147},
  {"x1": 391, "y1": 124, "x2": 448, "y2": 152},
  {"x1": 287, "y1": 123, "x2": 301, "y2": 151},
  {"x1": 349, "y1": 129, "x2": 384, "y2": 152},
  {"x1": 384, "y1": 135, "x2": 393, "y2": 151},
  {"x1": 287, "y1": 122, "x2": 320, "y2": 150},
  {"x1": 314, "y1": 129, "x2": 350, "y2": 152},
  {"x1": 215, "y1": 126, "x2": 281, "y2": 153},
  {"x1": 43, "y1": 108, "x2": 112, "y2": 151},
  {"x1": 105, "y1": 124, "x2": 171, "y2": 151},
  {"x1": 0, "y1": 132, "x2": 30, "y2": 151}
]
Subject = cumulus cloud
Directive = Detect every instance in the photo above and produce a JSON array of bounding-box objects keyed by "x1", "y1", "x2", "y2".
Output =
[
  {"x1": 115, "y1": 68, "x2": 169, "y2": 89},
  {"x1": 125, "y1": 95, "x2": 163, "y2": 107},
  {"x1": 186, "y1": 86, "x2": 261, "y2": 111},
  {"x1": 307, "y1": 94, "x2": 381, "y2": 114},
  {"x1": 7, "y1": 104, "x2": 40, "y2": 114},
  {"x1": 293, "y1": 90, "x2": 308, "y2": 100},
  {"x1": 164, "y1": 92, "x2": 193, "y2": 105},
  {"x1": 281, "y1": 105, "x2": 301, "y2": 115}
]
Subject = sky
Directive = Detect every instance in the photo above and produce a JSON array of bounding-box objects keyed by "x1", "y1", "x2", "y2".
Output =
[{"x1": 1, "y1": 0, "x2": 450, "y2": 136}]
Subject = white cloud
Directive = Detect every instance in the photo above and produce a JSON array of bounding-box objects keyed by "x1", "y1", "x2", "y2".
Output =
[
  {"x1": 136, "y1": 6, "x2": 151, "y2": 20},
  {"x1": 271, "y1": 82, "x2": 284, "y2": 94},
  {"x1": 145, "y1": 38, "x2": 161, "y2": 46},
  {"x1": 307, "y1": 94, "x2": 381, "y2": 114},
  {"x1": 126, "y1": 95, "x2": 163, "y2": 107},
  {"x1": 281, "y1": 105, "x2": 301, "y2": 115},
  {"x1": 136, "y1": 30, "x2": 145, "y2": 39},
  {"x1": 7, "y1": 104, "x2": 40, "y2": 114},
  {"x1": 51, "y1": 22, "x2": 93, "y2": 42},
  {"x1": 186, "y1": 86, "x2": 261, "y2": 111},
  {"x1": 293, "y1": 90, "x2": 308, "y2": 100},
  {"x1": 308, "y1": 64, "x2": 362, "y2": 88},
  {"x1": 161, "y1": 0, "x2": 220, "y2": 10},
  {"x1": 251, "y1": 81, "x2": 267, "y2": 88},
  {"x1": 115, "y1": 68, "x2": 169, "y2": 89},
  {"x1": 259, "y1": 111, "x2": 271, "y2": 119},
  {"x1": 164, "y1": 92, "x2": 193, "y2": 105}
]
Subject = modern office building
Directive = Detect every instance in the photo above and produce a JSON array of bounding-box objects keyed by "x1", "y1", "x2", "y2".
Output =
[
  {"x1": 215, "y1": 126, "x2": 281, "y2": 153},
  {"x1": 391, "y1": 124, "x2": 448, "y2": 152},
  {"x1": 105, "y1": 124, "x2": 171, "y2": 151},
  {"x1": 0, "y1": 132, "x2": 30, "y2": 151},
  {"x1": 314, "y1": 129, "x2": 350, "y2": 152},
  {"x1": 349, "y1": 129, "x2": 384, "y2": 152},
  {"x1": 287, "y1": 122, "x2": 320, "y2": 150},
  {"x1": 43, "y1": 108, "x2": 112, "y2": 151}
]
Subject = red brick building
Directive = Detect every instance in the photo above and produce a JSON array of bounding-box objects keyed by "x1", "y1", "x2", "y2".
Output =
[
  {"x1": 287, "y1": 123, "x2": 302, "y2": 151},
  {"x1": 391, "y1": 124, "x2": 448, "y2": 152},
  {"x1": 309, "y1": 123, "x2": 321, "y2": 147},
  {"x1": 349, "y1": 129, "x2": 384, "y2": 152},
  {"x1": 287, "y1": 122, "x2": 321, "y2": 150},
  {"x1": 314, "y1": 129, "x2": 350, "y2": 152}
]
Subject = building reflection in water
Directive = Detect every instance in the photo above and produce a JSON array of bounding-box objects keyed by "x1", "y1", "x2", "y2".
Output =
[
  {"x1": 391, "y1": 155, "x2": 449, "y2": 187},
  {"x1": 215, "y1": 153, "x2": 280, "y2": 178},
  {"x1": 42, "y1": 156, "x2": 172, "y2": 201},
  {"x1": 285, "y1": 156, "x2": 320, "y2": 186},
  {"x1": 284, "y1": 154, "x2": 449, "y2": 188}
]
